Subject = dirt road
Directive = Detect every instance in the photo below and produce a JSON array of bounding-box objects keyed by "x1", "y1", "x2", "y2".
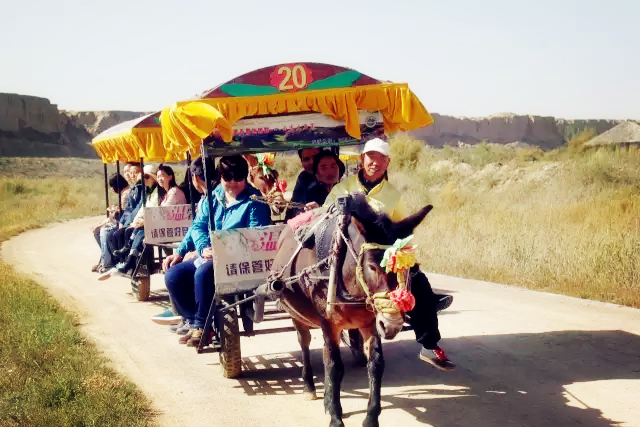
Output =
[{"x1": 3, "y1": 217, "x2": 640, "y2": 427}]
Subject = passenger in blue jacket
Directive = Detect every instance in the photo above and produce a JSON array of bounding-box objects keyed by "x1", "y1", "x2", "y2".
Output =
[{"x1": 162, "y1": 155, "x2": 272, "y2": 347}]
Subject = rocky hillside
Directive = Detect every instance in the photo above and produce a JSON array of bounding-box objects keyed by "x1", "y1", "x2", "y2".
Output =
[
  {"x1": 0, "y1": 93, "x2": 630, "y2": 158},
  {"x1": 0, "y1": 93, "x2": 144, "y2": 158},
  {"x1": 411, "y1": 113, "x2": 621, "y2": 149}
]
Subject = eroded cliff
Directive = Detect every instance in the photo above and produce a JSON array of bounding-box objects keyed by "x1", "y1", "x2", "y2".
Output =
[
  {"x1": 411, "y1": 113, "x2": 620, "y2": 149},
  {"x1": 0, "y1": 93, "x2": 143, "y2": 158},
  {"x1": 0, "y1": 93, "x2": 627, "y2": 158}
]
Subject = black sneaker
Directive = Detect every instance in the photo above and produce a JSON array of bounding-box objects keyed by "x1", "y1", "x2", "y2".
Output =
[
  {"x1": 112, "y1": 247, "x2": 130, "y2": 258},
  {"x1": 419, "y1": 346, "x2": 456, "y2": 371},
  {"x1": 436, "y1": 295, "x2": 453, "y2": 313}
]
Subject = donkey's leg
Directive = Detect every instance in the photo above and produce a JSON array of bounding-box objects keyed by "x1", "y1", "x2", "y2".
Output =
[
  {"x1": 321, "y1": 322, "x2": 345, "y2": 427},
  {"x1": 293, "y1": 320, "x2": 317, "y2": 400},
  {"x1": 360, "y1": 327, "x2": 385, "y2": 427}
]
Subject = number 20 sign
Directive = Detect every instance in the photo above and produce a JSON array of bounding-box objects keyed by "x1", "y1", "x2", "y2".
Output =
[{"x1": 269, "y1": 64, "x2": 313, "y2": 92}]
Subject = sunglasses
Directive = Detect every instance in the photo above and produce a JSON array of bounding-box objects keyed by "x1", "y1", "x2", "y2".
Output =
[{"x1": 220, "y1": 171, "x2": 245, "y2": 182}]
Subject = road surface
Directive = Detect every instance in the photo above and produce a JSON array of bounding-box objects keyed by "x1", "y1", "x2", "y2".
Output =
[{"x1": 3, "y1": 217, "x2": 640, "y2": 427}]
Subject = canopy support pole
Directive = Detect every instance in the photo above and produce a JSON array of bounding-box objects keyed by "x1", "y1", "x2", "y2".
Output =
[
  {"x1": 116, "y1": 161, "x2": 122, "y2": 211},
  {"x1": 201, "y1": 143, "x2": 216, "y2": 233},
  {"x1": 103, "y1": 163, "x2": 109, "y2": 218},
  {"x1": 186, "y1": 151, "x2": 197, "y2": 219},
  {"x1": 200, "y1": 142, "x2": 220, "y2": 351},
  {"x1": 140, "y1": 158, "x2": 146, "y2": 208}
]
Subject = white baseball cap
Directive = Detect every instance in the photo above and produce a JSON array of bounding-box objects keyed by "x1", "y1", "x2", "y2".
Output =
[
  {"x1": 362, "y1": 138, "x2": 390, "y2": 157},
  {"x1": 143, "y1": 164, "x2": 157, "y2": 179}
]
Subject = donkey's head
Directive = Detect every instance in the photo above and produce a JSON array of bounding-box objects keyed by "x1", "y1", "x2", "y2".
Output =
[{"x1": 348, "y1": 194, "x2": 433, "y2": 339}]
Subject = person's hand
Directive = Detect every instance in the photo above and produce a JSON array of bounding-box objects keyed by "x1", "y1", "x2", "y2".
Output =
[
  {"x1": 202, "y1": 247, "x2": 213, "y2": 259},
  {"x1": 130, "y1": 218, "x2": 143, "y2": 229},
  {"x1": 162, "y1": 253, "x2": 183, "y2": 272},
  {"x1": 305, "y1": 202, "x2": 319, "y2": 210},
  {"x1": 183, "y1": 251, "x2": 198, "y2": 262}
]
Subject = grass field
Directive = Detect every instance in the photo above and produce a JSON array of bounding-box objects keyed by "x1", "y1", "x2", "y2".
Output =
[
  {"x1": 0, "y1": 157, "x2": 155, "y2": 427},
  {"x1": 388, "y1": 136, "x2": 640, "y2": 308}
]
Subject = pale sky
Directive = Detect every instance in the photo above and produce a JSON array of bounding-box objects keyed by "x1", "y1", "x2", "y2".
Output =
[{"x1": 1, "y1": 0, "x2": 638, "y2": 119}]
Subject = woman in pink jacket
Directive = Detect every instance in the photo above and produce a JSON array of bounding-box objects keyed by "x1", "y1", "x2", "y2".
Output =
[{"x1": 157, "y1": 164, "x2": 187, "y2": 206}]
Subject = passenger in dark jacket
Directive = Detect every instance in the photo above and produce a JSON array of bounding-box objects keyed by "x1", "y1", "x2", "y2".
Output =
[
  {"x1": 284, "y1": 148, "x2": 320, "y2": 220},
  {"x1": 304, "y1": 150, "x2": 345, "y2": 208}
]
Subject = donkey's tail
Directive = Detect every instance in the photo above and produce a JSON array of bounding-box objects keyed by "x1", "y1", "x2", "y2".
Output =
[{"x1": 341, "y1": 329, "x2": 367, "y2": 367}]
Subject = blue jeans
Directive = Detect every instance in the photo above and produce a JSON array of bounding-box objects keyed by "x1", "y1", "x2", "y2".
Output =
[
  {"x1": 93, "y1": 227, "x2": 101, "y2": 247},
  {"x1": 164, "y1": 259, "x2": 214, "y2": 329},
  {"x1": 130, "y1": 228, "x2": 145, "y2": 254},
  {"x1": 99, "y1": 225, "x2": 116, "y2": 267}
]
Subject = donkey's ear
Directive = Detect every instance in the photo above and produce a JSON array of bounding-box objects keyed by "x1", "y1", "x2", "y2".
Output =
[{"x1": 390, "y1": 205, "x2": 433, "y2": 239}]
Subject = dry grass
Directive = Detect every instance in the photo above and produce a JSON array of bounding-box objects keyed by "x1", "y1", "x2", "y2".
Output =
[
  {"x1": 0, "y1": 157, "x2": 155, "y2": 427},
  {"x1": 389, "y1": 136, "x2": 640, "y2": 307},
  {"x1": 275, "y1": 153, "x2": 302, "y2": 185},
  {"x1": 0, "y1": 157, "x2": 105, "y2": 179}
]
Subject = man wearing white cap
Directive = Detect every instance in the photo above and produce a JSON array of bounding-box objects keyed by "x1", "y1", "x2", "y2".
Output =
[
  {"x1": 325, "y1": 138, "x2": 456, "y2": 371},
  {"x1": 325, "y1": 138, "x2": 407, "y2": 220}
]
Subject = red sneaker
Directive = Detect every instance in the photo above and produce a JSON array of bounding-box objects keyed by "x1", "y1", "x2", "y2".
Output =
[{"x1": 420, "y1": 346, "x2": 456, "y2": 371}]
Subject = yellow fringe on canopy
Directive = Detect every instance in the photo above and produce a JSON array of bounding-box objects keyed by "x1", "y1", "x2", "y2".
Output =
[
  {"x1": 160, "y1": 103, "x2": 233, "y2": 157},
  {"x1": 161, "y1": 83, "x2": 433, "y2": 156},
  {"x1": 92, "y1": 128, "x2": 185, "y2": 164}
]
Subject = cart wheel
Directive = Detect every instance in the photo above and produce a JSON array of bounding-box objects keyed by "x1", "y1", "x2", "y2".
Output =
[
  {"x1": 220, "y1": 308, "x2": 242, "y2": 378},
  {"x1": 132, "y1": 276, "x2": 150, "y2": 301}
]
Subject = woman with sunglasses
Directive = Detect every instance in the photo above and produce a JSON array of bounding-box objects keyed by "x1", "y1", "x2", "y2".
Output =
[{"x1": 162, "y1": 155, "x2": 272, "y2": 347}]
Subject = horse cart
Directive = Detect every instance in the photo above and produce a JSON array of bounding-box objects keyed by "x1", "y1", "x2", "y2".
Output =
[{"x1": 91, "y1": 63, "x2": 433, "y2": 384}]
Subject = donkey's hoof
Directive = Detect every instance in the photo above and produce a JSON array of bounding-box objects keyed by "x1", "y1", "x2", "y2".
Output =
[{"x1": 303, "y1": 390, "x2": 317, "y2": 401}]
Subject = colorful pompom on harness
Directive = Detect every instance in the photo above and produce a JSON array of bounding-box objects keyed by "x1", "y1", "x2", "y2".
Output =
[{"x1": 355, "y1": 235, "x2": 418, "y2": 314}]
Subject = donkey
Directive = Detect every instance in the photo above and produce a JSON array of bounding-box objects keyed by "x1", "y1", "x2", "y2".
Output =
[{"x1": 267, "y1": 194, "x2": 432, "y2": 427}]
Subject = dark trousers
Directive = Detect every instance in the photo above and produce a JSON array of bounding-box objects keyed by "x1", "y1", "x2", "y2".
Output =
[
  {"x1": 164, "y1": 259, "x2": 214, "y2": 329},
  {"x1": 407, "y1": 266, "x2": 441, "y2": 350},
  {"x1": 108, "y1": 227, "x2": 137, "y2": 261},
  {"x1": 108, "y1": 227, "x2": 126, "y2": 254}
]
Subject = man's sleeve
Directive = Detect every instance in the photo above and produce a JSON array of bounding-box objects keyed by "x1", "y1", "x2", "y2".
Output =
[
  {"x1": 124, "y1": 198, "x2": 144, "y2": 227},
  {"x1": 132, "y1": 205, "x2": 144, "y2": 223},
  {"x1": 176, "y1": 198, "x2": 200, "y2": 256},
  {"x1": 118, "y1": 191, "x2": 130, "y2": 226},
  {"x1": 191, "y1": 195, "x2": 212, "y2": 255},
  {"x1": 248, "y1": 201, "x2": 272, "y2": 227},
  {"x1": 119, "y1": 186, "x2": 138, "y2": 226}
]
